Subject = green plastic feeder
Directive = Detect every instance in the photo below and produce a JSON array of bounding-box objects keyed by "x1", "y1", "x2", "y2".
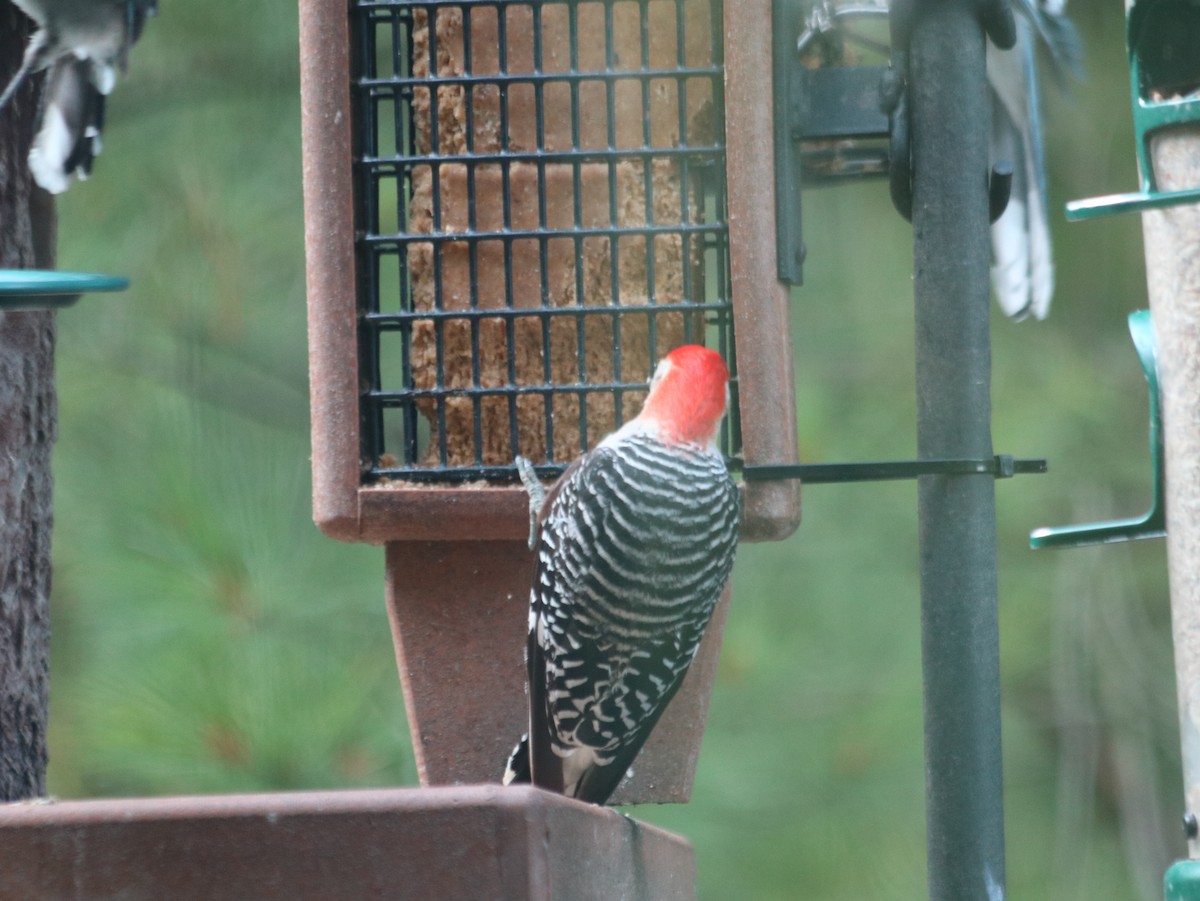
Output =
[
  {"x1": 1030, "y1": 310, "x2": 1165, "y2": 548},
  {"x1": 0, "y1": 270, "x2": 129, "y2": 310},
  {"x1": 1066, "y1": 0, "x2": 1200, "y2": 220}
]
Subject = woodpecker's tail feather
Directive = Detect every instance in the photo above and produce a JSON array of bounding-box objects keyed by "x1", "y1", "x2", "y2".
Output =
[{"x1": 502, "y1": 734, "x2": 531, "y2": 786}]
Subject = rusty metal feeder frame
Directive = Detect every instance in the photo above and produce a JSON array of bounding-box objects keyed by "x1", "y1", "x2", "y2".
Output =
[
  {"x1": 0, "y1": 786, "x2": 696, "y2": 901},
  {"x1": 300, "y1": 0, "x2": 799, "y2": 807}
]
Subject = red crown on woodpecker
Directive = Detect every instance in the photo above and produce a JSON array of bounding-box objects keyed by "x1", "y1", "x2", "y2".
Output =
[{"x1": 637, "y1": 345, "x2": 730, "y2": 449}]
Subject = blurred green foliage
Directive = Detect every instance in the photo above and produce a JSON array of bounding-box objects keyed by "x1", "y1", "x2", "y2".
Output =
[{"x1": 44, "y1": 3, "x2": 1181, "y2": 899}]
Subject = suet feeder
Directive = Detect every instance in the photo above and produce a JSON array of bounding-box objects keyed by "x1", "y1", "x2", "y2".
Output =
[{"x1": 300, "y1": 0, "x2": 799, "y2": 805}]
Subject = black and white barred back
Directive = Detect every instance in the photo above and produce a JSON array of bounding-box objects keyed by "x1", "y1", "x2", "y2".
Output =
[{"x1": 519, "y1": 431, "x2": 740, "y2": 804}]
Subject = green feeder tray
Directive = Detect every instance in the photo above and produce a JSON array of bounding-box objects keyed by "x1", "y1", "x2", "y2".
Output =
[{"x1": 0, "y1": 270, "x2": 130, "y2": 310}]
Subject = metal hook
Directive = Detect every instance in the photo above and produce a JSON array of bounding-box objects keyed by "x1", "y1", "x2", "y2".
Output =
[
  {"x1": 885, "y1": 70, "x2": 913, "y2": 221},
  {"x1": 976, "y1": 0, "x2": 1017, "y2": 51},
  {"x1": 884, "y1": 2, "x2": 1013, "y2": 225},
  {"x1": 1030, "y1": 310, "x2": 1166, "y2": 549}
]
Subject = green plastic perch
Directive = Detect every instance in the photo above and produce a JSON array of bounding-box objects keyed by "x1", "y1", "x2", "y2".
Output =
[{"x1": 1030, "y1": 310, "x2": 1166, "y2": 549}]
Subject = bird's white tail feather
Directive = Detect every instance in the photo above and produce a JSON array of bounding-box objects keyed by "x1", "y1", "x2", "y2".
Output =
[{"x1": 28, "y1": 58, "x2": 99, "y2": 194}]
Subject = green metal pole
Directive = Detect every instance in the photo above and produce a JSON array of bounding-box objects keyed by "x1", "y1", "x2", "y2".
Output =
[{"x1": 909, "y1": 2, "x2": 1006, "y2": 899}]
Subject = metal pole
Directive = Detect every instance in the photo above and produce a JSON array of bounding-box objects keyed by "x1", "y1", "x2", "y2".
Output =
[{"x1": 909, "y1": 3, "x2": 1006, "y2": 899}]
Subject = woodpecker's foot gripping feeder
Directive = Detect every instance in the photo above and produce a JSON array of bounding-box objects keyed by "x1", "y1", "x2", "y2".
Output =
[{"x1": 513, "y1": 455, "x2": 545, "y2": 550}]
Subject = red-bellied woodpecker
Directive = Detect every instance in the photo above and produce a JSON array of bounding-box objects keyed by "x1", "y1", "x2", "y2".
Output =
[
  {"x1": 503, "y1": 344, "x2": 741, "y2": 804},
  {"x1": 0, "y1": 0, "x2": 157, "y2": 194}
]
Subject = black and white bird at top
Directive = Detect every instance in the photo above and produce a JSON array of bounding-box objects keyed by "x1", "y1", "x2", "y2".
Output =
[
  {"x1": 0, "y1": 0, "x2": 157, "y2": 194},
  {"x1": 989, "y1": 0, "x2": 1081, "y2": 320}
]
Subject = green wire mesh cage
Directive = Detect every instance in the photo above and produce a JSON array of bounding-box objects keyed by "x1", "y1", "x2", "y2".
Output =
[{"x1": 353, "y1": 0, "x2": 736, "y2": 482}]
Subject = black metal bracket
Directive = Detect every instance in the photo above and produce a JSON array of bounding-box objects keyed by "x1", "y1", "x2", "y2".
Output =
[
  {"x1": 773, "y1": 0, "x2": 894, "y2": 284},
  {"x1": 742, "y1": 454, "x2": 1047, "y2": 484},
  {"x1": 886, "y1": 0, "x2": 1015, "y2": 224},
  {"x1": 772, "y1": 0, "x2": 808, "y2": 285}
]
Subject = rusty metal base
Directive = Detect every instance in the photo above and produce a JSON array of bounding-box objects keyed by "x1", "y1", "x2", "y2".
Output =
[{"x1": 0, "y1": 784, "x2": 695, "y2": 901}]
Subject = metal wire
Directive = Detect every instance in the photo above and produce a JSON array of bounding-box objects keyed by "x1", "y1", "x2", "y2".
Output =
[{"x1": 350, "y1": 0, "x2": 737, "y2": 482}]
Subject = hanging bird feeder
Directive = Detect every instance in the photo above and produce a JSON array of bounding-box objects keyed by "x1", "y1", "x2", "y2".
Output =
[
  {"x1": 1042, "y1": 2, "x2": 1200, "y2": 895},
  {"x1": 300, "y1": 0, "x2": 799, "y2": 806}
]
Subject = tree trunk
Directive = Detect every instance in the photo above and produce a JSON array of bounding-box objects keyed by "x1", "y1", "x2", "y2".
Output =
[{"x1": 0, "y1": 1, "x2": 57, "y2": 802}]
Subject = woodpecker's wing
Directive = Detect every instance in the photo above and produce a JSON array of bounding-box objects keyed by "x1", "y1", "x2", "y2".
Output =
[
  {"x1": 524, "y1": 453, "x2": 587, "y2": 796},
  {"x1": 525, "y1": 436, "x2": 739, "y2": 804},
  {"x1": 501, "y1": 453, "x2": 588, "y2": 789},
  {"x1": 533, "y1": 454, "x2": 585, "y2": 530},
  {"x1": 529, "y1": 628, "x2": 695, "y2": 803}
]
